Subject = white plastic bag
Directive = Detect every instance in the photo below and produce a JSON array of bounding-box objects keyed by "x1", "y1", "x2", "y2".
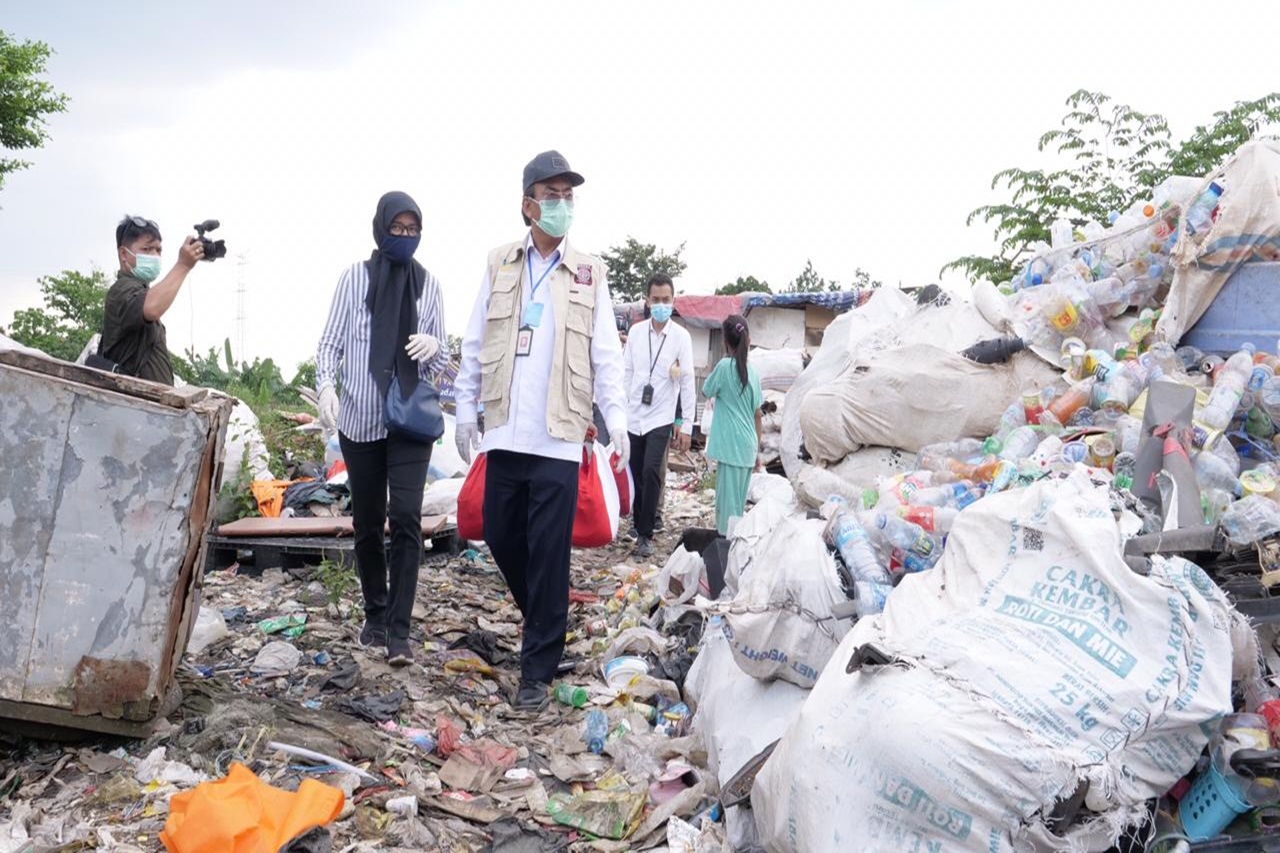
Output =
[
  {"x1": 421, "y1": 476, "x2": 465, "y2": 517},
  {"x1": 186, "y1": 605, "x2": 228, "y2": 656},
  {"x1": 754, "y1": 471, "x2": 1238, "y2": 852},
  {"x1": 657, "y1": 547, "x2": 707, "y2": 606}
]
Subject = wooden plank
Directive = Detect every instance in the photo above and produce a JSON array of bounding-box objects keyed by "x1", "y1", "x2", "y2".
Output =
[
  {"x1": 216, "y1": 514, "x2": 452, "y2": 538},
  {"x1": 0, "y1": 350, "x2": 213, "y2": 409}
]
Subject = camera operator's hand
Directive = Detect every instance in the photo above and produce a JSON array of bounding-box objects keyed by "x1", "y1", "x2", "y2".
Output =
[
  {"x1": 318, "y1": 385, "x2": 339, "y2": 432},
  {"x1": 178, "y1": 235, "x2": 204, "y2": 269},
  {"x1": 405, "y1": 333, "x2": 440, "y2": 362}
]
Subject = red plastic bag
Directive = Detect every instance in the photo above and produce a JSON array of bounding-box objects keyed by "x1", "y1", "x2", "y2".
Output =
[
  {"x1": 456, "y1": 453, "x2": 487, "y2": 541},
  {"x1": 573, "y1": 445, "x2": 618, "y2": 548},
  {"x1": 612, "y1": 452, "x2": 633, "y2": 517}
]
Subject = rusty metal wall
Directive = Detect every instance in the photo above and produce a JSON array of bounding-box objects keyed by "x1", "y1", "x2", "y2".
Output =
[{"x1": 0, "y1": 356, "x2": 231, "y2": 731}]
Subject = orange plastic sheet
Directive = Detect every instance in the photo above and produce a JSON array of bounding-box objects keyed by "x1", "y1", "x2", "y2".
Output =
[
  {"x1": 160, "y1": 763, "x2": 343, "y2": 853},
  {"x1": 249, "y1": 479, "x2": 311, "y2": 519}
]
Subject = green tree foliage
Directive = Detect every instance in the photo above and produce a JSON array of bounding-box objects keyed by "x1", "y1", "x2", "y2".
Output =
[
  {"x1": 602, "y1": 236, "x2": 688, "y2": 302},
  {"x1": 715, "y1": 275, "x2": 772, "y2": 296},
  {"x1": 946, "y1": 90, "x2": 1280, "y2": 284},
  {"x1": 0, "y1": 31, "x2": 70, "y2": 193},
  {"x1": 5, "y1": 269, "x2": 108, "y2": 360},
  {"x1": 785, "y1": 259, "x2": 836, "y2": 293}
]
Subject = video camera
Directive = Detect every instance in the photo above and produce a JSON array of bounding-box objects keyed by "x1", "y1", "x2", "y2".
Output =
[{"x1": 194, "y1": 219, "x2": 227, "y2": 262}]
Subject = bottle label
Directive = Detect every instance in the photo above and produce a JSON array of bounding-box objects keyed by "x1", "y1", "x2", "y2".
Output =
[{"x1": 1049, "y1": 301, "x2": 1079, "y2": 332}]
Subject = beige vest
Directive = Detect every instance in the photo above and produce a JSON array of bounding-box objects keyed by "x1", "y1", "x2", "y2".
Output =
[{"x1": 479, "y1": 239, "x2": 604, "y2": 443}]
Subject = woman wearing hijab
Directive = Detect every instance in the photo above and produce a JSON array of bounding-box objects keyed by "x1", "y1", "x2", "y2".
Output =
[{"x1": 316, "y1": 191, "x2": 447, "y2": 666}]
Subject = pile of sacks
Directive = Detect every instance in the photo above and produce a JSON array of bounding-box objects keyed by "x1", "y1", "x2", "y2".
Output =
[{"x1": 683, "y1": 139, "x2": 1280, "y2": 851}]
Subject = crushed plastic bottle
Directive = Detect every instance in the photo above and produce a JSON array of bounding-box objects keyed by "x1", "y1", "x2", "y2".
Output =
[
  {"x1": 874, "y1": 513, "x2": 935, "y2": 556},
  {"x1": 898, "y1": 505, "x2": 960, "y2": 535},
  {"x1": 584, "y1": 708, "x2": 608, "y2": 754},
  {"x1": 1185, "y1": 181, "x2": 1224, "y2": 235},
  {"x1": 998, "y1": 426, "x2": 1041, "y2": 462},
  {"x1": 1220, "y1": 496, "x2": 1280, "y2": 546},
  {"x1": 1200, "y1": 345, "x2": 1255, "y2": 431}
]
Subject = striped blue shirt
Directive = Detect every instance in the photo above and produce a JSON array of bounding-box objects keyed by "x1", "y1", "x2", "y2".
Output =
[{"x1": 316, "y1": 261, "x2": 447, "y2": 443}]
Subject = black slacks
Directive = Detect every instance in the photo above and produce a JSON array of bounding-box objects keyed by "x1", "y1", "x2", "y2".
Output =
[
  {"x1": 482, "y1": 449, "x2": 579, "y2": 684},
  {"x1": 339, "y1": 432, "x2": 432, "y2": 642},
  {"x1": 628, "y1": 424, "x2": 672, "y2": 538}
]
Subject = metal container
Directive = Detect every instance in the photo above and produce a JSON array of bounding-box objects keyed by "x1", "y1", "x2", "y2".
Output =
[{"x1": 0, "y1": 351, "x2": 232, "y2": 735}]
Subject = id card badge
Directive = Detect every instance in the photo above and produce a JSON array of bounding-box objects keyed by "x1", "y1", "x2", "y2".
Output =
[
  {"x1": 515, "y1": 326, "x2": 533, "y2": 357},
  {"x1": 522, "y1": 302, "x2": 544, "y2": 328}
]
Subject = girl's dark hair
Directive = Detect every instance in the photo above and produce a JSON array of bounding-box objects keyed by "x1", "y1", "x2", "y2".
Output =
[{"x1": 722, "y1": 314, "x2": 750, "y2": 388}]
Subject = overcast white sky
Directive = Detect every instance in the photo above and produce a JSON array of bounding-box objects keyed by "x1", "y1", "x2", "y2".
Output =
[{"x1": 2, "y1": 0, "x2": 1278, "y2": 378}]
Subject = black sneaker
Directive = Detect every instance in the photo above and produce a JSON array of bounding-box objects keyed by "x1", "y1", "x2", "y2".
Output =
[
  {"x1": 387, "y1": 638, "x2": 414, "y2": 667},
  {"x1": 653, "y1": 516, "x2": 666, "y2": 533},
  {"x1": 359, "y1": 621, "x2": 387, "y2": 649},
  {"x1": 513, "y1": 679, "x2": 551, "y2": 711},
  {"x1": 635, "y1": 536, "x2": 652, "y2": 558}
]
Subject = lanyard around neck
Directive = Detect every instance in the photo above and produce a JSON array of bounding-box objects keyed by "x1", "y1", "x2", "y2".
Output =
[
  {"x1": 526, "y1": 250, "x2": 559, "y2": 301},
  {"x1": 648, "y1": 326, "x2": 668, "y2": 380}
]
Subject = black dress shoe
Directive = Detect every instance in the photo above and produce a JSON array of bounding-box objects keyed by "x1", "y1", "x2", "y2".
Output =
[{"x1": 513, "y1": 679, "x2": 551, "y2": 711}]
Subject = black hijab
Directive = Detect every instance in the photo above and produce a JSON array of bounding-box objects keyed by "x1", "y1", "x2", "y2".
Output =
[{"x1": 365, "y1": 191, "x2": 425, "y2": 400}]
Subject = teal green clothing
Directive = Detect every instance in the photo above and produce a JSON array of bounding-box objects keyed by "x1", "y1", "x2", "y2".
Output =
[
  {"x1": 715, "y1": 461, "x2": 752, "y2": 535},
  {"x1": 702, "y1": 358, "x2": 762, "y2": 468}
]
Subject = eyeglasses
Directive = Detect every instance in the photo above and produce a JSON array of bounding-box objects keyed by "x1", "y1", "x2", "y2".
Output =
[
  {"x1": 528, "y1": 189, "x2": 574, "y2": 203},
  {"x1": 389, "y1": 223, "x2": 421, "y2": 237}
]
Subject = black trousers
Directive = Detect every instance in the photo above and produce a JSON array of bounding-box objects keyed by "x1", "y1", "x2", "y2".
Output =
[
  {"x1": 339, "y1": 432, "x2": 432, "y2": 643},
  {"x1": 629, "y1": 424, "x2": 672, "y2": 538},
  {"x1": 482, "y1": 450, "x2": 579, "y2": 684}
]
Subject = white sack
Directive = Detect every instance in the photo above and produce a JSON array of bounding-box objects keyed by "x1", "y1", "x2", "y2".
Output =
[
  {"x1": 223, "y1": 397, "x2": 274, "y2": 481},
  {"x1": 722, "y1": 490, "x2": 799, "y2": 599},
  {"x1": 421, "y1": 476, "x2": 465, "y2": 517},
  {"x1": 657, "y1": 547, "x2": 707, "y2": 606},
  {"x1": 793, "y1": 447, "x2": 912, "y2": 509},
  {"x1": 686, "y1": 621, "x2": 808, "y2": 853},
  {"x1": 1160, "y1": 139, "x2": 1280, "y2": 344},
  {"x1": 780, "y1": 290, "x2": 915, "y2": 481},
  {"x1": 747, "y1": 472, "x2": 792, "y2": 505},
  {"x1": 718, "y1": 514, "x2": 849, "y2": 688},
  {"x1": 799, "y1": 343, "x2": 1059, "y2": 461},
  {"x1": 754, "y1": 470, "x2": 1237, "y2": 853},
  {"x1": 749, "y1": 348, "x2": 806, "y2": 392}
]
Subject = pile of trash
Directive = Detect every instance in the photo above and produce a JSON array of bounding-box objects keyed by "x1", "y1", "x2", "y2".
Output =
[
  {"x1": 678, "y1": 138, "x2": 1280, "y2": 851},
  {"x1": 0, "y1": 470, "x2": 734, "y2": 851}
]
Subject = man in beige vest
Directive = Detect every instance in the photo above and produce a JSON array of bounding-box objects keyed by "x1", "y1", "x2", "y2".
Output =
[{"x1": 454, "y1": 151, "x2": 629, "y2": 711}]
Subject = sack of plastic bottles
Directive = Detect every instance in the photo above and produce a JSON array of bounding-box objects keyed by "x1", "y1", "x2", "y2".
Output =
[{"x1": 1220, "y1": 495, "x2": 1280, "y2": 546}]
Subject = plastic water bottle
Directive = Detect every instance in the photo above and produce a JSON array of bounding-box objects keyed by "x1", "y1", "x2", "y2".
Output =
[
  {"x1": 324, "y1": 434, "x2": 343, "y2": 469},
  {"x1": 906, "y1": 482, "x2": 970, "y2": 508},
  {"x1": 1196, "y1": 450, "x2": 1243, "y2": 497},
  {"x1": 999, "y1": 426, "x2": 1041, "y2": 462},
  {"x1": 893, "y1": 547, "x2": 942, "y2": 575},
  {"x1": 827, "y1": 509, "x2": 890, "y2": 584},
  {"x1": 1185, "y1": 181, "x2": 1224, "y2": 235},
  {"x1": 916, "y1": 439, "x2": 984, "y2": 473},
  {"x1": 898, "y1": 505, "x2": 960, "y2": 535},
  {"x1": 1114, "y1": 415, "x2": 1143, "y2": 456},
  {"x1": 1200, "y1": 346, "x2": 1255, "y2": 431},
  {"x1": 1022, "y1": 257, "x2": 1051, "y2": 288},
  {"x1": 854, "y1": 580, "x2": 892, "y2": 617},
  {"x1": 584, "y1": 709, "x2": 608, "y2": 754},
  {"x1": 874, "y1": 513, "x2": 935, "y2": 556}
]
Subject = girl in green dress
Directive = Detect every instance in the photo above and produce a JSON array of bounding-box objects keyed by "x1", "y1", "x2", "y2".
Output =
[{"x1": 701, "y1": 314, "x2": 763, "y2": 534}]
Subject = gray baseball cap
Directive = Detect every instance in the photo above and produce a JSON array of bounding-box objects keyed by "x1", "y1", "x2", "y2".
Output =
[{"x1": 522, "y1": 150, "x2": 585, "y2": 193}]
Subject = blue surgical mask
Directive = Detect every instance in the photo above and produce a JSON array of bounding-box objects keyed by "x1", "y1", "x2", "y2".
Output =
[
  {"x1": 535, "y1": 199, "x2": 574, "y2": 238},
  {"x1": 650, "y1": 303, "x2": 674, "y2": 323},
  {"x1": 128, "y1": 249, "x2": 161, "y2": 283},
  {"x1": 379, "y1": 234, "x2": 420, "y2": 264}
]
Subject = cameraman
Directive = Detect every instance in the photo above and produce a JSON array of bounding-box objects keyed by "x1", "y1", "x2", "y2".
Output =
[{"x1": 100, "y1": 215, "x2": 204, "y2": 385}]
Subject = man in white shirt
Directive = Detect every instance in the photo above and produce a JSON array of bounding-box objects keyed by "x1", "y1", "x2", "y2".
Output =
[
  {"x1": 624, "y1": 274, "x2": 695, "y2": 557},
  {"x1": 454, "y1": 151, "x2": 629, "y2": 711}
]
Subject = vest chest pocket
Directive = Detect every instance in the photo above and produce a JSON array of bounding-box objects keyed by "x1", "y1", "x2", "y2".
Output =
[
  {"x1": 480, "y1": 287, "x2": 518, "y2": 366},
  {"x1": 564, "y1": 289, "x2": 595, "y2": 370}
]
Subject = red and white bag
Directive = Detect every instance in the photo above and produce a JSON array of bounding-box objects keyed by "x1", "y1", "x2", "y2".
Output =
[{"x1": 454, "y1": 442, "x2": 621, "y2": 548}]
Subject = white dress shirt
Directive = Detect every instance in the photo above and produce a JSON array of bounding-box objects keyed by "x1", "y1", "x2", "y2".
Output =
[
  {"x1": 454, "y1": 233, "x2": 627, "y2": 464},
  {"x1": 624, "y1": 318, "x2": 696, "y2": 438}
]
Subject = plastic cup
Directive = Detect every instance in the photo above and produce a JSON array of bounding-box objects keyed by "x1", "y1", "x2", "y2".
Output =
[{"x1": 1242, "y1": 469, "x2": 1278, "y2": 499}]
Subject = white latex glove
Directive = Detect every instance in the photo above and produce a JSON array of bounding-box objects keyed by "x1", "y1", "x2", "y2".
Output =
[
  {"x1": 318, "y1": 385, "x2": 339, "y2": 431},
  {"x1": 456, "y1": 421, "x2": 480, "y2": 464},
  {"x1": 609, "y1": 427, "x2": 630, "y2": 473},
  {"x1": 405, "y1": 333, "x2": 440, "y2": 362}
]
